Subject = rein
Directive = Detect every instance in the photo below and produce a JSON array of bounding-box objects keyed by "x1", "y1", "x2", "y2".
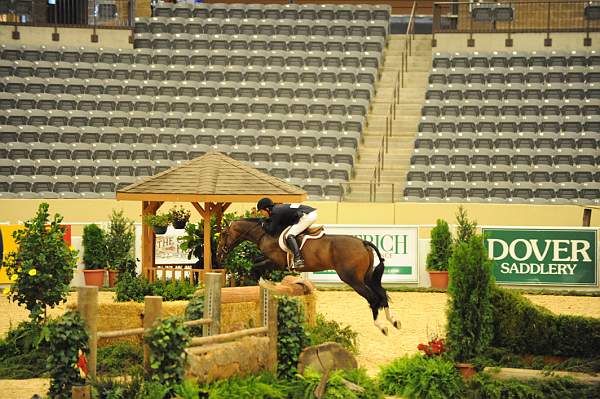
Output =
[{"x1": 225, "y1": 221, "x2": 268, "y2": 253}]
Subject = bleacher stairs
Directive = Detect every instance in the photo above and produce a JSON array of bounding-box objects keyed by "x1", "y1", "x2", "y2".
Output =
[{"x1": 345, "y1": 35, "x2": 432, "y2": 202}]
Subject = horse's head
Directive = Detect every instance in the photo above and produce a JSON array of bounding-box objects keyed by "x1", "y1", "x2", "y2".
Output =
[{"x1": 216, "y1": 219, "x2": 266, "y2": 264}]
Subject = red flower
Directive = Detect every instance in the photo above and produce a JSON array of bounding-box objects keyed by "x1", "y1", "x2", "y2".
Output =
[
  {"x1": 417, "y1": 338, "x2": 446, "y2": 357},
  {"x1": 76, "y1": 350, "x2": 88, "y2": 378}
]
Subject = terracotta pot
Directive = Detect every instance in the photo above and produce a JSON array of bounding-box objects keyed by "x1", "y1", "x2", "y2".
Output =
[
  {"x1": 456, "y1": 362, "x2": 476, "y2": 379},
  {"x1": 83, "y1": 269, "x2": 105, "y2": 287},
  {"x1": 172, "y1": 219, "x2": 187, "y2": 229},
  {"x1": 153, "y1": 225, "x2": 168, "y2": 234},
  {"x1": 107, "y1": 270, "x2": 118, "y2": 287},
  {"x1": 428, "y1": 271, "x2": 449, "y2": 289}
]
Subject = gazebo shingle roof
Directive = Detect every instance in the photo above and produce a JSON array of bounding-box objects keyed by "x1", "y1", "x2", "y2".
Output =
[{"x1": 116, "y1": 151, "x2": 306, "y2": 202}]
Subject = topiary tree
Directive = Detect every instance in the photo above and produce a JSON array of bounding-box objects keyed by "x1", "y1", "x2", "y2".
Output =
[
  {"x1": 2, "y1": 203, "x2": 77, "y2": 322},
  {"x1": 106, "y1": 209, "x2": 136, "y2": 274},
  {"x1": 446, "y1": 235, "x2": 495, "y2": 362},
  {"x1": 82, "y1": 224, "x2": 108, "y2": 270},
  {"x1": 455, "y1": 205, "x2": 477, "y2": 244},
  {"x1": 426, "y1": 219, "x2": 453, "y2": 271}
]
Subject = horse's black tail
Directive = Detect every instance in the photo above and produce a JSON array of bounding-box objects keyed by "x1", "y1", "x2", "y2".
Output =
[{"x1": 363, "y1": 240, "x2": 389, "y2": 307}]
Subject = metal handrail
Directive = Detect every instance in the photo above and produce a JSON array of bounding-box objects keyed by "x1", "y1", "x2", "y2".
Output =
[
  {"x1": 405, "y1": 1, "x2": 418, "y2": 57},
  {"x1": 367, "y1": 66, "x2": 399, "y2": 201},
  {"x1": 432, "y1": 1, "x2": 600, "y2": 36},
  {"x1": 339, "y1": 181, "x2": 397, "y2": 203}
]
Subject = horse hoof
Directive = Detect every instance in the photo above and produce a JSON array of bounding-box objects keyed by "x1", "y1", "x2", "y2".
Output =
[
  {"x1": 381, "y1": 327, "x2": 388, "y2": 336},
  {"x1": 393, "y1": 320, "x2": 401, "y2": 329}
]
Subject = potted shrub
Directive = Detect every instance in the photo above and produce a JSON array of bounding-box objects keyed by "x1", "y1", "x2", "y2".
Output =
[
  {"x1": 106, "y1": 210, "x2": 135, "y2": 287},
  {"x1": 144, "y1": 213, "x2": 171, "y2": 235},
  {"x1": 82, "y1": 223, "x2": 108, "y2": 287},
  {"x1": 169, "y1": 206, "x2": 191, "y2": 229},
  {"x1": 426, "y1": 219, "x2": 452, "y2": 289}
]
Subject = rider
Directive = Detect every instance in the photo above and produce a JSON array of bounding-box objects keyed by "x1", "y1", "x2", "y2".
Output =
[{"x1": 256, "y1": 197, "x2": 317, "y2": 269}]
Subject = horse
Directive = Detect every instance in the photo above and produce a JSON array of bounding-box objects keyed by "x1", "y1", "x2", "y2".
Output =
[{"x1": 216, "y1": 218, "x2": 400, "y2": 335}]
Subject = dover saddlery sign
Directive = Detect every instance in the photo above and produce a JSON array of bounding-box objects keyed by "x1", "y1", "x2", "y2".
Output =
[
  {"x1": 307, "y1": 225, "x2": 418, "y2": 283},
  {"x1": 483, "y1": 228, "x2": 598, "y2": 286}
]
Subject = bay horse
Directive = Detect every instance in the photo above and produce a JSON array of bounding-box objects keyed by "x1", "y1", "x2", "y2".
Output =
[{"x1": 216, "y1": 218, "x2": 400, "y2": 335}]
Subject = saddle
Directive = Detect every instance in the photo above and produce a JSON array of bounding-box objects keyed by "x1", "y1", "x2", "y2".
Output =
[{"x1": 278, "y1": 225, "x2": 325, "y2": 269}]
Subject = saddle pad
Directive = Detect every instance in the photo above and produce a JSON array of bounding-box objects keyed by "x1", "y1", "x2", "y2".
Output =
[{"x1": 278, "y1": 226, "x2": 325, "y2": 268}]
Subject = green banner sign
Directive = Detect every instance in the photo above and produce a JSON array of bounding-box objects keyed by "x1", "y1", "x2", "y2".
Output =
[{"x1": 482, "y1": 228, "x2": 598, "y2": 286}]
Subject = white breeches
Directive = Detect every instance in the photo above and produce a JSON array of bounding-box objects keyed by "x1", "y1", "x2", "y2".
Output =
[{"x1": 288, "y1": 211, "x2": 318, "y2": 236}]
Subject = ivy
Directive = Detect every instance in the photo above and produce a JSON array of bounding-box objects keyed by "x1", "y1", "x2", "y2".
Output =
[
  {"x1": 277, "y1": 296, "x2": 309, "y2": 380},
  {"x1": 46, "y1": 311, "x2": 89, "y2": 399},
  {"x1": 145, "y1": 316, "x2": 190, "y2": 389},
  {"x1": 2, "y1": 203, "x2": 77, "y2": 322},
  {"x1": 184, "y1": 294, "x2": 205, "y2": 336}
]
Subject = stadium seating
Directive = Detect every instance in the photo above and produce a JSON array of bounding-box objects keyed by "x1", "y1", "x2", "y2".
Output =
[
  {"x1": 0, "y1": 2, "x2": 391, "y2": 199},
  {"x1": 406, "y1": 50, "x2": 600, "y2": 204}
]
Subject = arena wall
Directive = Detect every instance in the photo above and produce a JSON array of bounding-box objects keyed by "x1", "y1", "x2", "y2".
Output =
[
  {"x1": 434, "y1": 32, "x2": 600, "y2": 53},
  {"x1": 0, "y1": 200, "x2": 597, "y2": 233},
  {"x1": 0, "y1": 25, "x2": 132, "y2": 49}
]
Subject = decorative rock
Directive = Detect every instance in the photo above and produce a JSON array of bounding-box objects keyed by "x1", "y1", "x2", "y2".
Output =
[
  {"x1": 298, "y1": 342, "x2": 358, "y2": 375},
  {"x1": 186, "y1": 336, "x2": 270, "y2": 383}
]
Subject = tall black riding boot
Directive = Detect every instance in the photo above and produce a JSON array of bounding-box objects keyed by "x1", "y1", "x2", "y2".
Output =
[{"x1": 286, "y1": 235, "x2": 304, "y2": 269}]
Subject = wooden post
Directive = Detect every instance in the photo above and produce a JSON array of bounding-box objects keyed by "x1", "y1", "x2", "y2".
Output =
[
  {"x1": 260, "y1": 287, "x2": 278, "y2": 373},
  {"x1": 583, "y1": 208, "x2": 592, "y2": 227},
  {"x1": 72, "y1": 385, "x2": 92, "y2": 399},
  {"x1": 142, "y1": 201, "x2": 162, "y2": 282},
  {"x1": 143, "y1": 296, "x2": 163, "y2": 372},
  {"x1": 77, "y1": 286, "x2": 98, "y2": 381},
  {"x1": 203, "y1": 202, "x2": 213, "y2": 271},
  {"x1": 203, "y1": 272, "x2": 222, "y2": 336}
]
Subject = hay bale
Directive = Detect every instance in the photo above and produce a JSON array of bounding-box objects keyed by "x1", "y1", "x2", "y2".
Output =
[{"x1": 221, "y1": 302, "x2": 260, "y2": 333}]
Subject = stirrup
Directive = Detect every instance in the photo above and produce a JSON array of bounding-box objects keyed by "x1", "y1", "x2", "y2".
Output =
[{"x1": 293, "y1": 258, "x2": 304, "y2": 269}]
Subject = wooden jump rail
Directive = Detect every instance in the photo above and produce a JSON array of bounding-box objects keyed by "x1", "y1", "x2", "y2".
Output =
[
  {"x1": 184, "y1": 284, "x2": 278, "y2": 372},
  {"x1": 77, "y1": 272, "x2": 224, "y2": 381},
  {"x1": 96, "y1": 318, "x2": 213, "y2": 340}
]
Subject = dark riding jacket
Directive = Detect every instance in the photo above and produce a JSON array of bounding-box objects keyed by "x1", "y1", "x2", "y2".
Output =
[{"x1": 263, "y1": 204, "x2": 316, "y2": 236}]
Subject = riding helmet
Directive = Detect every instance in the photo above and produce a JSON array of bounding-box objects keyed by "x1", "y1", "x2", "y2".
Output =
[{"x1": 257, "y1": 197, "x2": 274, "y2": 211}]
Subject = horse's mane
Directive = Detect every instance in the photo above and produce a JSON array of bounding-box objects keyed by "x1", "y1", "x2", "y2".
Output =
[{"x1": 238, "y1": 217, "x2": 263, "y2": 223}]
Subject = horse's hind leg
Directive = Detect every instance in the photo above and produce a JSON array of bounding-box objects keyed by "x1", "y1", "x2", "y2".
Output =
[
  {"x1": 338, "y1": 274, "x2": 388, "y2": 336},
  {"x1": 367, "y1": 265, "x2": 401, "y2": 330}
]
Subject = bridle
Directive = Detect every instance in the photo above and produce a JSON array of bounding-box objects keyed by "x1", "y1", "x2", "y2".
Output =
[{"x1": 218, "y1": 220, "x2": 268, "y2": 258}]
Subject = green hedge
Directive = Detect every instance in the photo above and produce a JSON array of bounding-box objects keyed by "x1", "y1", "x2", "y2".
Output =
[
  {"x1": 491, "y1": 287, "x2": 600, "y2": 358},
  {"x1": 465, "y1": 372, "x2": 600, "y2": 399}
]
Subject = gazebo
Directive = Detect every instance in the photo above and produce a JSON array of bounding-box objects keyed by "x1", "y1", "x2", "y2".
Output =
[{"x1": 116, "y1": 152, "x2": 306, "y2": 282}]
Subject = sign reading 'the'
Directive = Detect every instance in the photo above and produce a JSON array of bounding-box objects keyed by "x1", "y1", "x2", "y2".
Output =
[
  {"x1": 307, "y1": 225, "x2": 419, "y2": 284},
  {"x1": 483, "y1": 228, "x2": 598, "y2": 286}
]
